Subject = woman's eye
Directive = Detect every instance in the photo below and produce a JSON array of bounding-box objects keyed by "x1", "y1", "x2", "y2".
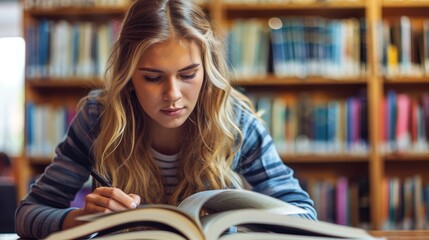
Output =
[
  {"x1": 144, "y1": 76, "x2": 161, "y2": 82},
  {"x1": 181, "y1": 72, "x2": 196, "y2": 80}
]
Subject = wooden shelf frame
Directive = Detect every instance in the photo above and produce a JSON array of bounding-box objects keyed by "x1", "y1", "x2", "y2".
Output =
[
  {"x1": 222, "y1": 1, "x2": 366, "y2": 10},
  {"x1": 18, "y1": 0, "x2": 429, "y2": 231}
]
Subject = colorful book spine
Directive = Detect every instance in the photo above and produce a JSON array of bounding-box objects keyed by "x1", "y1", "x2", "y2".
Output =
[
  {"x1": 395, "y1": 94, "x2": 411, "y2": 152},
  {"x1": 336, "y1": 177, "x2": 349, "y2": 226}
]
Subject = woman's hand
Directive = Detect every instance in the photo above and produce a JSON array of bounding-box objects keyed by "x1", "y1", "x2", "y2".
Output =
[
  {"x1": 62, "y1": 187, "x2": 141, "y2": 230},
  {"x1": 84, "y1": 187, "x2": 141, "y2": 213}
]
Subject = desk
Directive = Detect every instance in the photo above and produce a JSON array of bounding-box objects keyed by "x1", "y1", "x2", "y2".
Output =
[
  {"x1": 370, "y1": 230, "x2": 429, "y2": 240},
  {"x1": 1, "y1": 231, "x2": 429, "y2": 240}
]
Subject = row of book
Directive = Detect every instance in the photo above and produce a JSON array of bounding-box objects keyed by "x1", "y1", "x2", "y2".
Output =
[
  {"x1": 379, "y1": 16, "x2": 429, "y2": 77},
  {"x1": 301, "y1": 177, "x2": 370, "y2": 229},
  {"x1": 26, "y1": 15, "x2": 429, "y2": 81},
  {"x1": 382, "y1": 175, "x2": 429, "y2": 230},
  {"x1": 26, "y1": 91, "x2": 429, "y2": 157},
  {"x1": 380, "y1": 91, "x2": 429, "y2": 154},
  {"x1": 227, "y1": 19, "x2": 270, "y2": 79},
  {"x1": 249, "y1": 92, "x2": 369, "y2": 154},
  {"x1": 307, "y1": 174, "x2": 429, "y2": 230},
  {"x1": 25, "y1": 16, "x2": 367, "y2": 81},
  {"x1": 227, "y1": 17, "x2": 367, "y2": 79},
  {"x1": 25, "y1": 19, "x2": 121, "y2": 79},
  {"x1": 25, "y1": 103, "x2": 76, "y2": 157},
  {"x1": 23, "y1": 0, "x2": 130, "y2": 9}
]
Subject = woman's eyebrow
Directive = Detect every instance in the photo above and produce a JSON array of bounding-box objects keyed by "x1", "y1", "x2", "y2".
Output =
[
  {"x1": 138, "y1": 63, "x2": 200, "y2": 73},
  {"x1": 178, "y1": 63, "x2": 200, "y2": 72},
  {"x1": 138, "y1": 67, "x2": 163, "y2": 73}
]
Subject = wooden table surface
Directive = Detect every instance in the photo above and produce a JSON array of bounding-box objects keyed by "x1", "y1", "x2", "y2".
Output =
[
  {"x1": 370, "y1": 230, "x2": 429, "y2": 240},
  {"x1": 2, "y1": 231, "x2": 429, "y2": 239}
]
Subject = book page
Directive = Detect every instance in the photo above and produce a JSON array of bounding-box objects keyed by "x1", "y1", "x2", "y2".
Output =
[
  {"x1": 94, "y1": 230, "x2": 186, "y2": 240},
  {"x1": 177, "y1": 190, "x2": 230, "y2": 219},
  {"x1": 46, "y1": 206, "x2": 205, "y2": 240},
  {"x1": 220, "y1": 232, "x2": 370, "y2": 240},
  {"x1": 200, "y1": 209, "x2": 383, "y2": 240},
  {"x1": 178, "y1": 189, "x2": 307, "y2": 220}
]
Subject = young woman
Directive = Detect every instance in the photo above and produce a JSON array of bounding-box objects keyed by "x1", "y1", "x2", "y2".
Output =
[{"x1": 15, "y1": 0, "x2": 317, "y2": 238}]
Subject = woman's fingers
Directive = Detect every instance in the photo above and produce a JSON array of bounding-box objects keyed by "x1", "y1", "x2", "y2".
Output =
[
  {"x1": 83, "y1": 197, "x2": 113, "y2": 213},
  {"x1": 84, "y1": 193, "x2": 113, "y2": 213},
  {"x1": 85, "y1": 187, "x2": 140, "y2": 212},
  {"x1": 129, "y1": 194, "x2": 141, "y2": 206}
]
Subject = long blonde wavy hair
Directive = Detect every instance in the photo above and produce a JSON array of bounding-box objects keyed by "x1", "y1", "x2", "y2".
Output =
[{"x1": 87, "y1": 0, "x2": 255, "y2": 205}]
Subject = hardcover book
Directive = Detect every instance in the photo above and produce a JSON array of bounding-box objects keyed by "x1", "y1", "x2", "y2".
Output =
[{"x1": 45, "y1": 189, "x2": 383, "y2": 240}]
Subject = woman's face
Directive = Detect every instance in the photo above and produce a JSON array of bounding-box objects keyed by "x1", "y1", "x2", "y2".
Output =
[{"x1": 131, "y1": 39, "x2": 204, "y2": 131}]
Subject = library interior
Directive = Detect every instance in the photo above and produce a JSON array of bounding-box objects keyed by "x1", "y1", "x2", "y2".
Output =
[{"x1": 1, "y1": 0, "x2": 429, "y2": 239}]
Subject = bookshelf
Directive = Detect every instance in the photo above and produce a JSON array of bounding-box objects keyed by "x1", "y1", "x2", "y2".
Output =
[
  {"x1": 377, "y1": 0, "x2": 429, "y2": 231},
  {"x1": 18, "y1": 0, "x2": 127, "y2": 209},
  {"x1": 19, "y1": 0, "x2": 429, "y2": 231},
  {"x1": 224, "y1": 0, "x2": 372, "y2": 228}
]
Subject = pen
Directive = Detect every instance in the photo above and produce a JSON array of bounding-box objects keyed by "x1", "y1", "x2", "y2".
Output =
[{"x1": 90, "y1": 169, "x2": 113, "y2": 188}]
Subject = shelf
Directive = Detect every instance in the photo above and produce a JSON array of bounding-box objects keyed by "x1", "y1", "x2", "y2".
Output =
[
  {"x1": 280, "y1": 153, "x2": 369, "y2": 163},
  {"x1": 232, "y1": 75, "x2": 368, "y2": 87},
  {"x1": 384, "y1": 76, "x2": 429, "y2": 84},
  {"x1": 384, "y1": 152, "x2": 429, "y2": 162},
  {"x1": 382, "y1": 1, "x2": 429, "y2": 16},
  {"x1": 27, "y1": 78, "x2": 102, "y2": 89},
  {"x1": 25, "y1": 2, "x2": 211, "y2": 16},
  {"x1": 224, "y1": 2, "x2": 365, "y2": 18},
  {"x1": 223, "y1": 1, "x2": 366, "y2": 10},
  {"x1": 25, "y1": 7, "x2": 128, "y2": 17},
  {"x1": 383, "y1": 0, "x2": 429, "y2": 8},
  {"x1": 222, "y1": 1, "x2": 366, "y2": 19}
]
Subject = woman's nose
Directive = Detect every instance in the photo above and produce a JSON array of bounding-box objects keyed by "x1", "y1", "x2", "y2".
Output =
[{"x1": 163, "y1": 77, "x2": 182, "y2": 102}]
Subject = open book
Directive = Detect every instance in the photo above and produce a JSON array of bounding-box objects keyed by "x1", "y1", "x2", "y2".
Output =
[{"x1": 45, "y1": 189, "x2": 383, "y2": 240}]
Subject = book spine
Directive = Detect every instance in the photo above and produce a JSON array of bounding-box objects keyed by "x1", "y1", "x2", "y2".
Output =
[
  {"x1": 269, "y1": 18, "x2": 287, "y2": 77},
  {"x1": 424, "y1": 20, "x2": 429, "y2": 76},
  {"x1": 422, "y1": 93, "x2": 429, "y2": 145},
  {"x1": 395, "y1": 94, "x2": 411, "y2": 152},
  {"x1": 336, "y1": 177, "x2": 349, "y2": 226}
]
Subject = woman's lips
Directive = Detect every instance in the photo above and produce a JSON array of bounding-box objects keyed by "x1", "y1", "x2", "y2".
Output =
[{"x1": 160, "y1": 108, "x2": 184, "y2": 116}]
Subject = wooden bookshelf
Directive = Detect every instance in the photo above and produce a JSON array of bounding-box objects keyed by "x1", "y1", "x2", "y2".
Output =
[
  {"x1": 26, "y1": 7, "x2": 128, "y2": 17},
  {"x1": 232, "y1": 76, "x2": 368, "y2": 86},
  {"x1": 27, "y1": 78, "x2": 102, "y2": 89},
  {"x1": 221, "y1": 2, "x2": 366, "y2": 10},
  {"x1": 18, "y1": 2, "x2": 126, "y2": 205},
  {"x1": 19, "y1": 0, "x2": 429, "y2": 231},
  {"x1": 280, "y1": 153, "x2": 369, "y2": 163},
  {"x1": 382, "y1": 0, "x2": 429, "y2": 8}
]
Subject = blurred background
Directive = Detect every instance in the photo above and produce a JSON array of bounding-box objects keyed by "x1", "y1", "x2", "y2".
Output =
[{"x1": 1, "y1": 0, "x2": 429, "y2": 234}]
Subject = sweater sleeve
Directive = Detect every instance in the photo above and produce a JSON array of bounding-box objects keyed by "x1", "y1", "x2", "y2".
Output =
[
  {"x1": 15, "y1": 94, "x2": 102, "y2": 239},
  {"x1": 232, "y1": 107, "x2": 318, "y2": 220}
]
